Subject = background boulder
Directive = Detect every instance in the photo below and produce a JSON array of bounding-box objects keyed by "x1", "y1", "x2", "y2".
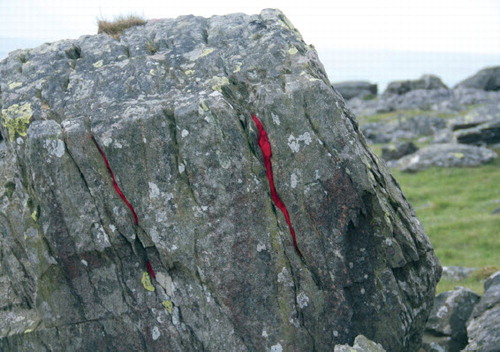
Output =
[
  {"x1": 383, "y1": 74, "x2": 448, "y2": 95},
  {"x1": 333, "y1": 81, "x2": 378, "y2": 100},
  {"x1": 455, "y1": 66, "x2": 500, "y2": 91}
]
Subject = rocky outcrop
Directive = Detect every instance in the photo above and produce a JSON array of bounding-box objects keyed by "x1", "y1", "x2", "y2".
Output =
[
  {"x1": 395, "y1": 144, "x2": 497, "y2": 172},
  {"x1": 0, "y1": 9, "x2": 441, "y2": 351},
  {"x1": 455, "y1": 66, "x2": 500, "y2": 91},
  {"x1": 333, "y1": 81, "x2": 377, "y2": 100},
  {"x1": 464, "y1": 271, "x2": 500, "y2": 351},
  {"x1": 422, "y1": 287, "x2": 480, "y2": 351},
  {"x1": 381, "y1": 142, "x2": 418, "y2": 162},
  {"x1": 383, "y1": 74, "x2": 448, "y2": 95}
]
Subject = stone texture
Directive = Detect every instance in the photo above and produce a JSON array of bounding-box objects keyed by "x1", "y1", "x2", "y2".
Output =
[
  {"x1": 384, "y1": 74, "x2": 448, "y2": 95},
  {"x1": 422, "y1": 287, "x2": 480, "y2": 352},
  {"x1": 464, "y1": 271, "x2": 500, "y2": 351},
  {"x1": 333, "y1": 81, "x2": 378, "y2": 100},
  {"x1": 441, "y1": 266, "x2": 477, "y2": 282},
  {"x1": 334, "y1": 334, "x2": 387, "y2": 352},
  {"x1": 0, "y1": 9, "x2": 441, "y2": 351},
  {"x1": 381, "y1": 142, "x2": 418, "y2": 161},
  {"x1": 455, "y1": 66, "x2": 500, "y2": 91},
  {"x1": 449, "y1": 102, "x2": 500, "y2": 131},
  {"x1": 395, "y1": 144, "x2": 497, "y2": 172},
  {"x1": 454, "y1": 119, "x2": 500, "y2": 146}
]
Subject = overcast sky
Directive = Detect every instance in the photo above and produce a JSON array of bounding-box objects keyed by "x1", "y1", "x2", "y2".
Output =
[{"x1": 1, "y1": 0, "x2": 499, "y2": 87}]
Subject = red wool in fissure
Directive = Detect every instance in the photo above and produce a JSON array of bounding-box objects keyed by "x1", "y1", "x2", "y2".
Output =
[
  {"x1": 91, "y1": 136, "x2": 140, "y2": 225},
  {"x1": 252, "y1": 114, "x2": 303, "y2": 257},
  {"x1": 146, "y1": 261, "x2": 156, "y2": 278}
]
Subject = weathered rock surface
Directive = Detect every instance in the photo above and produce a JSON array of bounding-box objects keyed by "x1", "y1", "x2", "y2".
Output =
[
  {"x1": 454, "y1": 119, "x2": 500, "y2": 146},
  {"x1": 384, "y1": 74, "x2": 448, "y2": 95},
  {"x1": 395, "y1": 144, "x2": 497, "y2": 172},
  {"x1": 441, "y1": 266, "x2": 477, "y2": 281},
  {"x1": 334, "y1": 334, "x2": 387, "y2": 352},
  {"x1": 449, "y1": 102, "x2": 500, "y2": 131},
  {"x1": 381, "y1": 142, "x2": 418, "y2": 161},
  {"x1": 422, "y1": 287, "x2": 480, "y2": 352},
  {"x1": 463, "y1": 271, "x2": 500, "y2": 351},
  {"x1": 455, "y1": 66, "x2": 500, "y2": 91},
  {"x1": 360, "y1": 115, "x2": 446, "y2": 144},
  {"x1": 333, "y1": 81, "x2": 378, "y2": 100},
  {"x1": 0, "y1": 9, "x2": 441, "y2": 351}
]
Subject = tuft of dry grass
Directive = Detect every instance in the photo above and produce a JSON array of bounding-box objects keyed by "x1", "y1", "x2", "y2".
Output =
[{"x1": 97, "y1": 15, "x2": 147, "y2": 39}]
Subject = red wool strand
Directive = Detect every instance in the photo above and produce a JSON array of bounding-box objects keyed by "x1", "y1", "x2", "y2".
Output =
[
  {"x1": 252, "y1": 114, "x2": 303, "y2": 257},
  {"x1": 91, "y1": 136, "x2": 139, "y2": 225},
  {"x1": 146, "y1": 261, "x2": 156, "y2": 278}
]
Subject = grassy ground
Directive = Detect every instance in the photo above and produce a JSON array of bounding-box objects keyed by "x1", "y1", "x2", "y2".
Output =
[{"x1": 388, "y1": 148, "x2": 500, "y2": 293}]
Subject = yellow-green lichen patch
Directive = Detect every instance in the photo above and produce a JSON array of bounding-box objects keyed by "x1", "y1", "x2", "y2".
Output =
[
  {"x1": 233, "y1": 63, "x2": 242, "y2": 73},
  {"x1": 9, "y1": 82, "x2": 23, "y2": 90},
  {"x1": 451, "y1": 152, "x2": 465, "y2": 159},
  {"x1": 93, "y1": 60, "x2": 104, "y2": 68},
  {"x1": 185, "y1": 70, "x2": 195, "y2": 76},
  {"x1": 199, "y1": 48, "x2": 215, "y2": 58},
  {"x1": 210, "y1": 76, "x2": 230, "y2": 92},
  {"x1": 1, "y1": 103, "x2": 33, "y2": 142},
  {"x1": 162, "y1": 300, "x2": 174, "y2": 314},
  {"x1": 288, "y1": 47, "x2": 298, "y2": 55},
  {"x1": 31, "y1": 210, "x2": 38, "y2": 221},
  {"x1": 141, "y1": 271, "x2": 155, "y2": 291}
]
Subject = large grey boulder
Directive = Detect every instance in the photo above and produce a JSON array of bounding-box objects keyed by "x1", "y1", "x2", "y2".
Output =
[
  {"x1": 422, "y1": 287, "x2": 480, "y2": 352},
  {"x1": 333, "y1": 81, "x2": 377, "y2": 100},
  {"x1": 384, "y1": 74, "x2": 448, "y2": 95},
  {"x1": 449, "y1": 102, "x2": 500, "y2": 131},
  {"x1": 395, "y1": 144, "x2": 497, "y2": 172},
  {"x1": 455, "y1": 66, "x2": 500, "y2": 91},
  {"x1": 0, "y1": 9, "x2": 441, "y2": 351},
  {"x1": 334, "y1": 335, "x2": 387, "y2": 352},
  {"x1": 454, "y1": 119, "x2": 500, "y2": 146},
  {"x1": 464, "y1": 271, "x2": 500, "y2": 351}
]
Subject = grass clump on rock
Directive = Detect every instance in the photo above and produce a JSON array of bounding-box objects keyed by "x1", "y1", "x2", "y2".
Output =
[{"x1": 97, "y1": 15, "x2": 147, "y2": 39}]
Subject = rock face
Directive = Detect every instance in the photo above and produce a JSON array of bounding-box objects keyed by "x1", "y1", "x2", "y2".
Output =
[
  {"x1": 455, "y1": 66, "x2": 500, "y2": 91},
  {"x1": 464, "y1": 271, "x2": 500, "y2": 351},
  {"x1": 383, "y1": 74, "x2": 448, "y2": 95},
  {"x1": 422, "y1": 287, "x2": 480, "y2": 352},
  {"x1": 333, "y1": 81, "x2": 378, "y2": 100},
  {"x1": 0, "y1": 9, "x2": 441, "y2": 351},
  {"x1": 395, "y1": 144, "x2": 497, "y2": 172}
]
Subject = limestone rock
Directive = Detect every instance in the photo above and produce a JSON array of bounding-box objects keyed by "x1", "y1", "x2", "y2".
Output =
[
  {"x1": 333, "y1": 81, "x2": 378, "y2": 100},
  {"x1": 381, "y1": 142, "x2": 418, "y2": 161},
  {"x1": 464, "y1": 271, "x2": 500, "y2": 351},
  {"x1": 422, "y1": 287, "x2": 480, "y2": 352},
  {"x1": 383, "y1": 75, "x2": 448, "y2": 95},
  {"x1": 454, "y1": 119, "x2": 500, "y2": 146},
  {"x1": 395, "y1": 144, "x2": 497, "y2": 172},
  {"x1": 0, "y1": 9, "x2": 441, "y2": 351},
  {"x1": 455, "y1": 66, "x2": 500, "y2": 91}
]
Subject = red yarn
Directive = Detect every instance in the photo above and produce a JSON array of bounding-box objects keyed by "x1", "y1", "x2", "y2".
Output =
[
  {"x1": 91, "y1": 136, "x2": 139, "y2": 225},
  {"x1": 146, "y1": 261, "x2": 156, "y2": 278},
  {"x1": 252, "y1": 115, "x2": 303, "y2": 257}
]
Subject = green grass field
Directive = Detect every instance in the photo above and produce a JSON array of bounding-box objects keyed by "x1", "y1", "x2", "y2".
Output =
[{"x1": 388, "y1": 148, "x2": 500, "y2": 293}]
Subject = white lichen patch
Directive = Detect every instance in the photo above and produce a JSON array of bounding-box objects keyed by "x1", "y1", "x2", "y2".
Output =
[
  {"x1": 92, "y1": 60, "x2": 104, "y2": 68},
  {"x1": 152, "y1": 326, "x2": 160, "y2": 340},
  {"x1": 271, "y1": 112, "x2": 281, "y2": 125},
  {"x1": 257, "y1": 243, "x2": 266, "y2": 252},
  {"x1": 178, "y1": 163, "x2": 185, "y2": 174},
  {"x1": 181, "y1": 129, "x2": 189, "y2": 138},
  {"x1": 271, "y1": 343, "x2": 283, "y2": 352},
  {"x1": 290, "y1": 173, "x2": 298, "y2": 189},
  {"x1": 277, "y1": 267, "x2": 294, "y2": 287},
  {"x1": 297, "y1": 292, "x2": 310, "y2": 308},
  {"x1": 44, "y1": 139, "x2": 65, "y2": 158},
  {"x1": 149, "y1": 182, "x2": 160, "y2": 199},
  {"x1": 287, "y1": 132, "x2": 312, "y2": 152}
]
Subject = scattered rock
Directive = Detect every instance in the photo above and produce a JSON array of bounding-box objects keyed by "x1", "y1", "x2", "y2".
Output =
[
  {"x1": 441, "y1": 266, "x2": 477, "y2": 281},
  {"x1": 455, "y1": 66, "x2": 500, "y2": 91},
  {"x1": 454, "y1": 119, "x2": 500, "y2": 146},
  {"x1": 422, "y1": 287, "x2": 480, "y2": 352},
  {"x1": 384, "y1": 74, "x2": 448, "y2": 95},
  {"x1": 463, "y1": 271, "x2": 500, "y2": 351},
  {"x1": 0, "y1": 9, "x2": 441, "y2": 351},
  {"x1": 381, "y1": 141, "x2": 418, "y2": 161},
  {"x1": 360, "y1": 115, "x2": 447, "y2": 143},
  {"x1": 333, "y1": 81, "x2": 377, "y2": 100},
  {"x1": 449, "y1": 102, "x2": 500, "y2": 131},
  {"x1": 395, "y1": 144, "x2": 497, "y2": 172},
  {"x1": 334, "y1": 335, "x2": 387, "y2": 352}
]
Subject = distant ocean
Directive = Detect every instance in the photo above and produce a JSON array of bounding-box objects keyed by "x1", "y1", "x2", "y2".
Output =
[{"x1": 1, "y1": 37, "x2": 498, "y2": 91}]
